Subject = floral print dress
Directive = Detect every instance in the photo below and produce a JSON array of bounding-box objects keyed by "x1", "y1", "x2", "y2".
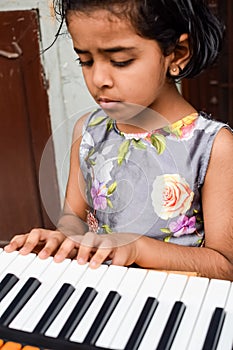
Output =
[{"x1": 79, "y1": 109, "x2": 231, "y2": 246}]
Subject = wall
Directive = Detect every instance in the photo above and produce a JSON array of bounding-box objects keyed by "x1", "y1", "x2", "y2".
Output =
[{"x1": 0, "y1": 0, "x2": 97, "y2": 203}]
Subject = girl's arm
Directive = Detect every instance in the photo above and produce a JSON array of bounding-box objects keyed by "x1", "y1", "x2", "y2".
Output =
[{"x1": 132, "y1": 127, "x2": 233, "y2": 280}]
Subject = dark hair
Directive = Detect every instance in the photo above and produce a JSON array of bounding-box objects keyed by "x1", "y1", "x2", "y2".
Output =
[{"x1": 53, "y1": 0, "x2": 225, "y2": 79}]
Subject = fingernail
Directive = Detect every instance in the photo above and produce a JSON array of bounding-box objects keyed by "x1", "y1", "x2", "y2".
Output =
[
  {"x1": 78, "y1": 257, "x2": 85, "y2": 265},
  {"x1": 90, "y1": 260, "x2": 97, "y2": 268},
  {"x1": 39, "y1": 250, "x2": 48, "y2": 259},
  {"x1": 19, "y1": 247, "x2": 28, "y2": 254},
  {"x1": 53, "y1": 254, "x2": 63, "y2": 262}
]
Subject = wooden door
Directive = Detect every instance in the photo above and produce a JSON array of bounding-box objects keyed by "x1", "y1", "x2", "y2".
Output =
[
  {"x1": 0, "y1": 10, "x2": 60, "y2": 242},
  {"x1": 182, "y1": 0, "x2": 233, "y2": 127}
]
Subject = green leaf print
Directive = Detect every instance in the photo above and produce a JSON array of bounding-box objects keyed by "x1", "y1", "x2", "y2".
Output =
[
  {"x1": 160, "y1": 228, "x2": 171, "y2": 234},
  {"x1": 107, "y1": 198, "x2": 113, "y2": 208},
  {"x1": 107, "y1": 119, "x2": 114, "y2": 131},
  {"x1": 88, "y1": 116, "x2": 107, "y2": 127},
  {"x1": 118, "y1": 139, "x2": 131, "y2": 165},
  {"x1": 150, "y1": 133, "x2": 166, "y2": 155},
  {"x1": 107, "y1": 181, "x2": 117, "y2": 195},
  {"x1": 164, "y1": 235, "x2": 172, "y2": 242},
  {"x1": 102, "y1": 225, "x2": 112, "y2": 234},
  {"x1": 132, "y1": 139, "x2": 147, "y2": 150}
]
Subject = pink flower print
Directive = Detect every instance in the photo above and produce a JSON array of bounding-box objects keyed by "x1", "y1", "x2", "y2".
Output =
[
  {"x1": 91, "y1": 179, "x2": 108, "y2": 210},
  {"x1": 169, "y1": 215, "x2": 196, "y2": 237},
  {"x1": 168, "y1": 114, "x2": 198, "y2": 139}
]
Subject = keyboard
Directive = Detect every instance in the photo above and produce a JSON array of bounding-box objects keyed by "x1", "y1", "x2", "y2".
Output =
[{"x1": 0, "y1": 248, "x2": 232, "y2": 350}]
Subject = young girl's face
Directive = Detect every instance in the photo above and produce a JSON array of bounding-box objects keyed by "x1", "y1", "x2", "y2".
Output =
[{"x1": 68, "y1": 10, "x2": 174, "y2": 124}]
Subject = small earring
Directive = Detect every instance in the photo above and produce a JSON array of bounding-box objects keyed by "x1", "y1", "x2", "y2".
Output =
[{"x1": 169, "y1": 65, "x2": 181, "y2": 76}]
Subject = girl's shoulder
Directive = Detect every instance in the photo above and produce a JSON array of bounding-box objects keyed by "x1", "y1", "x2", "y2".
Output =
[{"x1": 197, "y1": 112, "x2": 232, "y2": 134}]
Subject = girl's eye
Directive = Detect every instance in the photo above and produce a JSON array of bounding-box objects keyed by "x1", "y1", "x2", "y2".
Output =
[
  {"x1": 76, "y1": 58, "x2": 93, "y2": 67},
  {"x1": 111, "y1": 59, "x2": 134, "y2": 67}
]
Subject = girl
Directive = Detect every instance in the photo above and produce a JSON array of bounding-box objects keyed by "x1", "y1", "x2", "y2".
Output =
[{"x1": 5, "y1": 0, "x2": 233, "y2": 280}]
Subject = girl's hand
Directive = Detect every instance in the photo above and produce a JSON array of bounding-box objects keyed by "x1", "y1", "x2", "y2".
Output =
[
  {"x1": 54, "y1": 231, "x2": 141, "y2": 268},
  {"x1": 4, "y1": 229, "x2": 66, "y2": 259}
]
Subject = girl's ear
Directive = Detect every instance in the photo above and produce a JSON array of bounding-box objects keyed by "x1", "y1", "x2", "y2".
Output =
[{"x1": 169, "y1": 33, "x2": 191, "y2": 77}]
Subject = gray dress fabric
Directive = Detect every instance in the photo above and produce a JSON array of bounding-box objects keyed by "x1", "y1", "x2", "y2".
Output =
[{"x1": 79, "y1": 109, "x2": 231, "y2": 246}]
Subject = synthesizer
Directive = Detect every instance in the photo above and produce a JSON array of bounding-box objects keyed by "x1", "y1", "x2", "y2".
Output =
[{"x1": 0, "y1": 248, "x2": 232, "y2": 350}]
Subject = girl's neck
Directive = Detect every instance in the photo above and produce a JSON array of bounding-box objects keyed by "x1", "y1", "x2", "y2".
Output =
[{"x1": 116, "y1": 85, "x2": 197, "y2": 134}]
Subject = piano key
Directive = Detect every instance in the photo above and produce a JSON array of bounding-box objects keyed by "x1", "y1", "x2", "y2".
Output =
[
  {"x1": 0, "y1": 257, "x2": 53, "y2": 318},
  {"x1": 138, "y1": 273, "x2": 188, "y2": 350},
  {"x1": 0, "y1": 251, "x2": 19, "y2": 276},
  {"x1": 156, "y1": 301, "x2": 186, "y2": 350},
  {"x1": 45, "y1": 264, "x2": 109, "y2": 338},
  {"x1": 202, "y1": 307, "x2": 225, "y2": 350},
  {"x1": 124, "y1": 297, "x2": 159, "y2": 350},
  {"x1": 0, "y1": 274, "x2": 19, "y2": 302},
  {"x1": 101, "y1": 270, "x2": 167, "y2": 349},
  {"x1": 170, "y1": 276, "x2": 209, "y2": 350},
  {"x1": 0, "y1": 277, "x2": 41, "y2": 327},
  {"x1": 216, "y1": 283, "x2": 233, "y2": 350},
  {"x1": 33, "y1": 283, "x2": 75, "y2": 334},
  {"x1": 187, "y1": 278, "x2": 231, "y2": 350},
  {"x1": 0, "y1": 253, "x2": 36, "y2": 283},
  {"x1": 58, "y1": 287, "x2": 98, "y2": 339},
  {"x1": 69, "y1": 266, "x2": 145, "y2": 344},
  {"x1": 83, "y1": 291, "x2": 121, "y2": 345},
  {"x1": 9, "y1": 258, "x2": 72, "y2": 331}
]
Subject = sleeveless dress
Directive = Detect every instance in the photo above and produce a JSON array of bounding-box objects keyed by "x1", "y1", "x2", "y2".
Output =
[{"x1": 79, "y1": 109, "x2": 231, "y2": 247}]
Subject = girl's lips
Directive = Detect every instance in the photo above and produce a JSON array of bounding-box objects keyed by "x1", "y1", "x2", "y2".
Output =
[{"x1": 98, "y1": 99, "x2": 121, "y2": 110}]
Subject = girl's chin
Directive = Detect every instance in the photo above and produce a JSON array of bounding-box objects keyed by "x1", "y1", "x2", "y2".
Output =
[{"x1": 100, "y1": 102, "x2": 147, "y2": 121}]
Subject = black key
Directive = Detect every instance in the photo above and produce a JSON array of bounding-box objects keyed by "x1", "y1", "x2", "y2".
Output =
[
  {"x1": 33, "y1": 283, "x2": 75, "y2": 334},
  {"x1": 0, "y1": 277, "x2": 41, "y2": 326},
  {"x1": 58, "y1": 287, "x2": 98, "y2": 340},
  {"x1": 156, "y1": 301, "x2": 186, "y2": 350},
  {"x1": 125, "y1": 297, "x2": 159, "y2": 350},
  {"x1": 0, "y1": 273, "x2": 19, "y2": 302},
  {"x1": 84, "y1": 291, "x2": 121, "y2": 345},
  {"x1": 202, "y1": 307, "x2": 225, "y2": 350}
]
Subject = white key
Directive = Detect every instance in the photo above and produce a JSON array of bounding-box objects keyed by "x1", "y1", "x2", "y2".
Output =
[
  {"x1": 46, "y1": 263, "x2": 108, "y2": 338},
  {"x1": 0, "y1": 256, "x2": 53, "y2": 317},
  {"x1": 0, "y1": 253, "x2": 36, "y2": 282},
  {"x1": 71, "y1": 267, "x2": 148, "y2": 345},
  {"x1": 138, "y1": 273, "x2": 188, "y2": 350},
  {"x1": 9, "y1": 258, "x2": 72, "y2": 331},
  {"x1": 69, "y1": 265, "x2": 128, "y2": 343},
  {"x1": 187, "y1": 279, "x2": 231, "y2": 350},
  {"x1": 171, "y1": 276, "x2": 210, "y2": 350},
  {"x1": 101, "y1": 270, "x2": 167, "y2": 350},
  {"x1": 0, "y1": 251, "x2": 19, "y2": 275},
  {"x1": 216, "y1": 283, "x2": 233, "y2": 350}
]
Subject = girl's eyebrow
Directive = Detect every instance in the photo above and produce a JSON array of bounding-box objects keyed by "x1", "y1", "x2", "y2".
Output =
[{"x1": 73, "y1": 46, "x2": 137, "y2": 54}]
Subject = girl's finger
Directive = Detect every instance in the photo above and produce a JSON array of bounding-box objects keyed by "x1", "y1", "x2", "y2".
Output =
[
  {"x1": 4, "y1": 234, "x2": 29, "y2": 252},
  {"x1": 89, "y1": 237, "x2": 115, "y2": 268},
  {"x1": 76, "y1": 231, "x2": 97, "y2": 264},
  {"x1": 19, "y1": 228, "x2": 49, "y2": 255},
  {"x1": 53, "y1": 237, "x2": 78, "y2": 262}
]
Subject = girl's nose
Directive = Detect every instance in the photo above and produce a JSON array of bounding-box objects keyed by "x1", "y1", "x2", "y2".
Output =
[{"x1": 92, "y1": 63, "x2": 114, "y2": 89}]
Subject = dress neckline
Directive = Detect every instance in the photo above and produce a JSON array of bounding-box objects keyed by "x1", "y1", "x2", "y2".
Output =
[{"x1": 113, "y1": 112, "x2": 199, "y2": 140}]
